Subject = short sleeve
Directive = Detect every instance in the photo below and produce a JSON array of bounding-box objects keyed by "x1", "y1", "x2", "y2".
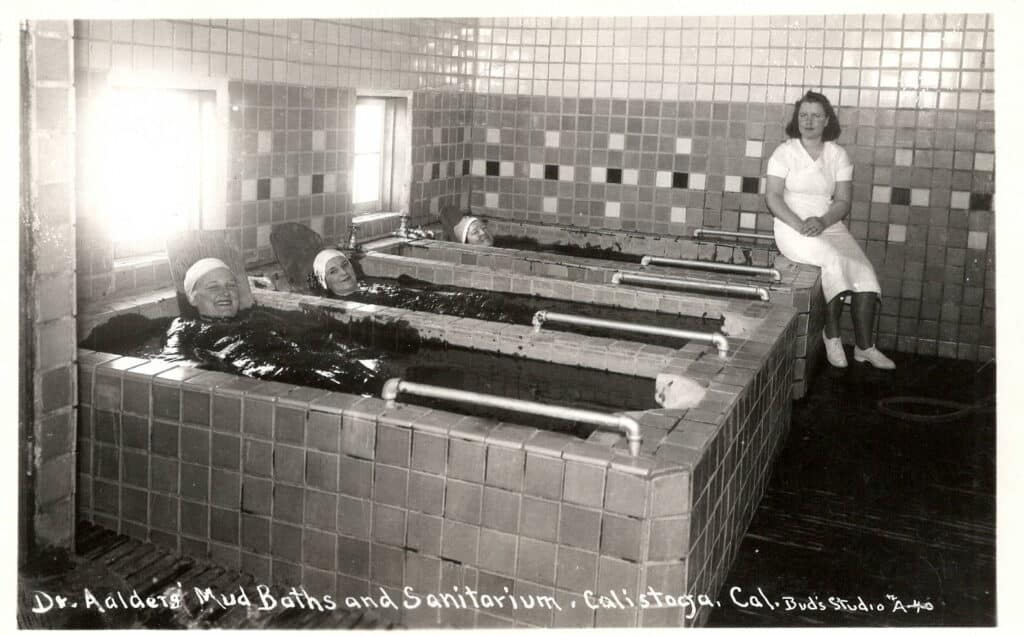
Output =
[
  {"x1": 765, "y1": 143, "x2": 791, "y2": 179},
  {"x1": 833, "y1": 145, "x2": 853, "y2": 181}
]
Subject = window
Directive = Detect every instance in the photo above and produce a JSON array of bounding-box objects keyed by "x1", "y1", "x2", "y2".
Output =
[
  {"x1": 85, "y1": 75, "x2": 228, "y2": 262},
  {"x1": 352, "y1": 94, "x2": 410, "y2": 215}
]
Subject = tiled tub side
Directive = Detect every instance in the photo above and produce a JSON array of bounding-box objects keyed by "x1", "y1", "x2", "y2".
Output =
[
  {"x1": 372, "y1": 238, "x2": 821, "y2": 399},
  {"x1": 76, "y1": 349, "x2": 677, "y2": 627},
  {"x1": 638, "y1": 303, "x2": 798, "y2": 627}
]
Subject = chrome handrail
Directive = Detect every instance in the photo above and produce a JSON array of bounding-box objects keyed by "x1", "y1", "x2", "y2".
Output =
[
  {"x1": 693, "y1": 228, "x2": 775, "y2": 242},
  {"x1": 612, "y1": 271, "x2": 770, "y2": 301},
  {"x1": 381, "y1": 378, "x2": 642, "y2": 456},
  {"x1": 640, "y1": 255, "x2": 782, "y2": 281},
  {"x1": 532, "y1": 310, "x2": 728, "y2": 359}
]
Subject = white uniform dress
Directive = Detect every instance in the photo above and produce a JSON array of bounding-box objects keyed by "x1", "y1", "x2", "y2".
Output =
[{"x1": 767, "y1": 138, "x2": 881, "y2": 303}]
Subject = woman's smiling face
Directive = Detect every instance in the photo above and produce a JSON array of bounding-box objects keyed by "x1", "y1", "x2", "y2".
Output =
[
  {"x1": 324, "y1": 256, "x2": 358, "y2": 296},
  {"x1": 466, "y1": 220, "x2": 493, "y2": 246},
  {"x1": 192, "y1": 268, "x2": 239, "y2": 319}
]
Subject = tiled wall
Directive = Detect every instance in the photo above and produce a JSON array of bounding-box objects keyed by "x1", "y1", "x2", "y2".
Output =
[
  {"x1": 468, "y1": 15, "x2": 995, "y2": 360},
  {"x1": 25, "y1": 20, "x2": 80, "y2": 552},
  {"x1": 73, "y1": 18, "x2": 476, "y2": 301}
]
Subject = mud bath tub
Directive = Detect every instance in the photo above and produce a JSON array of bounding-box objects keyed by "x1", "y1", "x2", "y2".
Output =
[{"x1": 75, "y1": 267, "x2": 798, "y2": 627}]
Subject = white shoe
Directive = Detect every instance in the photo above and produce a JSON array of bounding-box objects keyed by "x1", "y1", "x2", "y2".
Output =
[
  {"x1": 822, "y1": 331, "x2": 847, "y2": 368},
  {"x1": 853, "y1": 346, "x2": 896, "y2": 370}
]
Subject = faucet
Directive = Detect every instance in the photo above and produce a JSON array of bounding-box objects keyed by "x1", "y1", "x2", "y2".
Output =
[{"x1": 392, "y1": 210, "x2": 434, "y2": 240}]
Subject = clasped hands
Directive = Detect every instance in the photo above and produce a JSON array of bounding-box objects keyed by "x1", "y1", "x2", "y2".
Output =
[{"x1": 798, "y1": 216, "x2": 826, "y2": 237}]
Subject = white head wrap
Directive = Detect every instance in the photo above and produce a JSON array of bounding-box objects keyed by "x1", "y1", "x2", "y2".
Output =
[
  {"x1": 184, "y1": 258, "x2": 232, "y2": 303},
  {"x1": 453, "y1": 216, "x2": 480, "y2": 243},
  {"x1": 313, "y1": 248, "x2": 349, "y2": 290}
]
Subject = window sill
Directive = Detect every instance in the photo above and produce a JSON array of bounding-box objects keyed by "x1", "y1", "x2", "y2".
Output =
[
  {"x1": 113, "y1": 253, "x2": 166, "y2": 271},
  {"x1": 352, "y1": 211, "x2": 402, "y2": 224}
]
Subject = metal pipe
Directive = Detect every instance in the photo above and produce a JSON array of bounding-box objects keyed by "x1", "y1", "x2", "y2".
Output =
[
  {"x1": 693, "y1": 228, "x2": 775, "y2": 242},
  {"x1": 640, "y1": 255, "x2": 782, "y2": 281},
  {"x1": 612, "y1": 271, "x2": 770, "y2": 302},
  {"x1": 381, "y1": 378, "x2": 643, "y2": 456},
  {"x1": 533, "y1": 310, "x2": 728, "y2": 359}
]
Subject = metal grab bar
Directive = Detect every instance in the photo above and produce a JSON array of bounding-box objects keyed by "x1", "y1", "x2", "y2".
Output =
[
  {"x1": 532, "y1": 310, "x2": 728, "y2": 359},
  {"x1": 612, "y1": 271, "x2": 770, "y2": 302},
  {"x1": 693, "y1": 228, "x2": 775, "y2": 242},
  {"x1": 381, "y1": 378, "x2": 643, "y2": 456},
  {"x1": 640, "y1": 255, "x2": 782, "y2": 281}
]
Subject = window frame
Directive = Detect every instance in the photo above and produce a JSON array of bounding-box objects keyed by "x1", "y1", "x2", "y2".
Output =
[{"x1": 351, "y1": 89, "x2": 412, "y2": 218}]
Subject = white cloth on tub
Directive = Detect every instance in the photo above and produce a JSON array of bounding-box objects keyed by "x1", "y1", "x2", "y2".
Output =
[{"x1": 767, "y1": 138, "x2": 881, "y2": 303}]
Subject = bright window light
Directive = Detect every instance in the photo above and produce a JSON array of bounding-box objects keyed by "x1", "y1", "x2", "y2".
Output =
[
  {"x1": 91, "y1": 87, "x2": 215, "y2": 258},
  {"x1": 353, "y1": 99, "x2": 385, "y2": 205}
]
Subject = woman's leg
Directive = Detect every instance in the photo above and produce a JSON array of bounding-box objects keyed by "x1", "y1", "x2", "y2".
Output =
[
  {"x1": 824, "y1": 294, "x2": 845, "y2": 339},
  {"x1": 851, "y1": 292, "x2": 879, "y2": 349}
]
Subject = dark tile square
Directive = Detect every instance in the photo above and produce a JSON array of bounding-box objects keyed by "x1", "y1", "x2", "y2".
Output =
[
  {"x1": 486, "y1": 161, "x2": 500, "y2": 176},
  {"x1": 211, "y1": 469, "x2": 241, "y2": 508},
  {"x1": 274, "y1": 444, "x2": 305, "y2": 484},
  {"x1": 337, "y1": 536, "x2": 370, "y2": 578},
  {"x1": 431, "y1": 163, "x2": 440, "y2": 180},
  {"x1": 312, "y1": 174, "x2": 324, "y2": 194},
  {"x1": 150, "y1": 456, "x2": 178, "y2": 494},
  {"x1": 672, "y1": 172, "x2": 689, "y2": 189},
  {"x1": 122, "y1": 415, "x2": 148, "y2": 449},
  {"x1": 150, "y1": 493, "x2": 178, "y2": 532},
  {"x1": 212, "y1": 395, "x2": 240, "y2": 434},
  {"x1": 180, "y1": 426, "x2": 211, "y2": 465},
  {"x1": 891, "y1": 187, "x2": 911, "y2": 205},
  {"x1": 121, "y1": 486, "x2": 147, "y2": 524},
  {"x1": 273, "y1": 483, "x2": 304, "y2": 524},
  {"x1": 181, "y1": 463, "x2": 209, "y2": 502},
  {"x1": 152, "y1": 385, "x2": 180, "y2": 421},
  {"x1": 122, "y1": 450, "x2": 148, "y2": 488},
  {"x1": 243, "y1": 398, "x2": 273, "y2": 439},
  {"x1": 241, "y1": 515, "x2": 270, "y2": 553},
  {"x1": 606, "y1": 168, "x2": 622, "y2": 184},
  {"x1": 41, "y1": 367, "x2": 71, "y2": 414},
  {"x1": 306, "y1": 451, "x2": 338, "y2": 492},
  {"x1": 970, "y1": 192, "x2": 992, "y2": 211},
  {"x1": 339, "y1": 456, "x2": 372, "y2": 498},
  {"x1": 274, "y1": 406, "x2": 305, "y2": 444},
  {"x1": 305, "y1": 489, "x2": 337, "y2": 530},
  {"x1": 211, "y1": 507, "x2": 239, "y2": 544},
  {"x1": 212, "y1": 433, "x2": 240, "y2": 470},
  {"x1": 462, "y1": 159, "x2": 470, "y2": 176},
  {"x1": 257, "y1": 178, "x2": 271, "y2": 200},
  {"x1": 741, "y1": 176, "x2": 760, "y2": 194},
  {"x1": 182, "y1": 389, "x2": 210, "y2": 426},
  {"x1": 181, "y1": 500, "x2": 208, "y2": 538},
  {"x1": 242, "y1": 476, "x2": 272, "y2": 515},
  {"x1": 244, "y1": 439, "x2": 273, "y2": 477},
  {"x1": 94, "y1": 410, "x2": 119, "y2": 444},
  {"x1": 151, "y1": 421, "x2": 178, "y2": 458},
  {"x1": 544, "y1": 164, "x2": 559, "y2": 180}
]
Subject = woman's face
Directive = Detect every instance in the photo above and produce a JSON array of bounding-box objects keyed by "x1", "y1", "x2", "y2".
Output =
[
  {"x1": 324, "y1": 256, "x2": 358, "y2": 296},
  {"x1": 798, "y1": 101, "x2": 828, "y2": 140},
  {"x1": 192, "y1": 268, "x2": 239, "y2": 319},
  {"x1": 466, "y1": 220, "x2": 493, "y2": 246}
]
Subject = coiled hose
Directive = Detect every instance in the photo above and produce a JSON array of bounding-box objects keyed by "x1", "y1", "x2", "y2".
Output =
[{"x1": 876, "y1": 394, "x2": 995, "y2": 423}]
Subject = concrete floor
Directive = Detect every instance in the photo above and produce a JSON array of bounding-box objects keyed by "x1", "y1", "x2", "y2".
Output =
[{"x1": 708, "y1": 350, "x2": 996, "y2": 626}]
